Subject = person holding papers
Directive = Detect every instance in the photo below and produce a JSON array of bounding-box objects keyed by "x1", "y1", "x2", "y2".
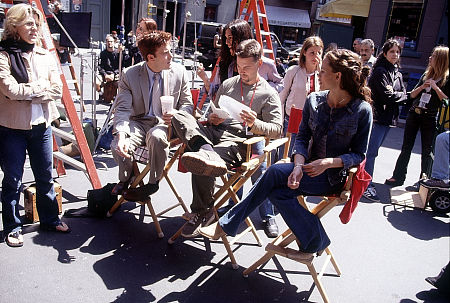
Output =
[{"x1": 171, "y1": 39, "x2": 283, "y2": 238}]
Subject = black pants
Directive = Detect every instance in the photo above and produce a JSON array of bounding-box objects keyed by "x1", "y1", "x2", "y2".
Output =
[{"x1": 392, "y1": 110, "x2": 436, "y2": 181}]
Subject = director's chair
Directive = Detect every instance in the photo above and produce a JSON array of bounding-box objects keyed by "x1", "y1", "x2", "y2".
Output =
[
  {"x1": 107, "y1": 89, "x2": 200, "y2": 238},
  {"x1": 168, "y1": 136, "x2": 267, "y2": 269}
]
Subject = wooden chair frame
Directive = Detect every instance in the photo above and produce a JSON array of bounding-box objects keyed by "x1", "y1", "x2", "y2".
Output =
[{"x1": 168, "y1": 136, "x2": 267, "y2": 269}]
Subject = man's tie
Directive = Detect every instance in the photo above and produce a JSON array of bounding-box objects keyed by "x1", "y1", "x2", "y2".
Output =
[{"x1": 150, "y1": 72, "x2": 161, "y2": 117}]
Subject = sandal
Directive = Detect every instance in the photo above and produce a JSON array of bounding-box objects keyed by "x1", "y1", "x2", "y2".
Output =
[
  {"x1": 40, "y1": 222, "x2": 71, "y2": 233},
  {"x1": 5, "y1": 230, "x2": 24, "y2": 247}
]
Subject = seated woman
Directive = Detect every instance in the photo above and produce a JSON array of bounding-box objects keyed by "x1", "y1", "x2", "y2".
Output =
[{"x1": 199, "y1": 49, "x2": 373, "y2": 254}]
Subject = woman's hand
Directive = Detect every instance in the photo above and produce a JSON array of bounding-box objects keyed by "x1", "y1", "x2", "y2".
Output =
[
  {"x1": 288, "y1": 165, "x2": 303, "y2": 189},
  {"x1": 208, "y1": 113, "x2": 225, "y2": 126},
  {"x1": 240, "y1": 109, "x2": 257, "y2": 127},
  {"x1": 302, "y1": 158, "x2": 333, "y2": 177},
  {"x1": 196, "y1": 63, "x2": 207, "y2": 80}
]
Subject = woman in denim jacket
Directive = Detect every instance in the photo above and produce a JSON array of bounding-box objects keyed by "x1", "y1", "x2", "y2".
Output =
[{"x1": 199, "y1": 49, "x2": 373, "y2": 254}]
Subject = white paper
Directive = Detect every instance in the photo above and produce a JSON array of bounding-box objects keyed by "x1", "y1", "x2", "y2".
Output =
[
  {"x1": 210, "y1": 101, "x2": 230, "y2": 120},
  {"x1": 218, "y1": 95, "x2": 251, "y2": 123}
]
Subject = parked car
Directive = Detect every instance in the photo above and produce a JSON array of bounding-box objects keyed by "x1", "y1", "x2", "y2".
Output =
[{"x1": 179, "y1": 20, "x2": 225, "y2": 70}]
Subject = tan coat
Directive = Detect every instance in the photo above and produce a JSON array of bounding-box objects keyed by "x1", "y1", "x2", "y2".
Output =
[
  {"x1": 112, "y1": 61, "x2": 193, "y2": 136},
  {"x1": 0, "y1": 47, "x2": 62, "y2": 130}
]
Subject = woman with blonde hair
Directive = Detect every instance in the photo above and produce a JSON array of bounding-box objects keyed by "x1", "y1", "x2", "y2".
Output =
[
  {"x1": 386, "y1": 45, "x2": 449, "y2": 186},
  {"x1": 0, "y1": 4, "x2": 70, "y2": 247},
  {"x1": 279, "y1": 36, "x2": 324, "y2": 154}
]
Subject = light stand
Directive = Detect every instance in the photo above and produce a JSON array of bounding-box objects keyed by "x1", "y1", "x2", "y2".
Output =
[{"x1": 181, "y1": 10, "x2": 191, "y2": 65}]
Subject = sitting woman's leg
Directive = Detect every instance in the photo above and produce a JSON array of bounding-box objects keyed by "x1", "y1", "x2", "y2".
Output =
[
  {"x1": 267, "y1": 171, "x2": 343, "y2": 253},
  {"x1": 218, "y1": 162, "x2": 292, "y2": 236}
]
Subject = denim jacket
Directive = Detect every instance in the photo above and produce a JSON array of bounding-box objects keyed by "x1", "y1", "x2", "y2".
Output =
[{"x1": 292, "y1": 91, "x2": 373, "y2": 185}]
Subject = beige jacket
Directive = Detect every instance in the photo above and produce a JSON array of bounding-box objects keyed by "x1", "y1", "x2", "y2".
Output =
[
  {"x1": 279, "y1": 65, "x2": 320, "y2": 116},
  {"x1": 0, "y1": 47, "x2": 62, "y2": 130},
  {"x1": 113, "y1": 61, "x2": 193, "y2": 136}
]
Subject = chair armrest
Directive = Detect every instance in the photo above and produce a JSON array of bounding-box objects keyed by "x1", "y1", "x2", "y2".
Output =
[
  {"x1": 263, "y1": 137, "x2": 289, "y2": 153},
  {"x1": 243, "y1": 136, "x2": 266, "y2": 161}
]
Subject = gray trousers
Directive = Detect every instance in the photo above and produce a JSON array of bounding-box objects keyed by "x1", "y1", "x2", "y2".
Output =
[
  {"x1": 112, "y1": 118, "x2": 169, "y2": 184},
  {"x1": 172, "y1": 111, "x2": 248, "y2": 213}
]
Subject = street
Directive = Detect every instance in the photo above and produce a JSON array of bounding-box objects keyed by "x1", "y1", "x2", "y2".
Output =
[{"x1": 0, "y1": 50, "x2": 448, "y2": 303}]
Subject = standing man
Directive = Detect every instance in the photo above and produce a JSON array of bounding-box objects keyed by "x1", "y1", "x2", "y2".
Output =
[
  {"x1": 360, "y1": 39, "x2": 377, "y2": 69},
  {"x1": 111, "y1": 31, "x2": 193, "y2": 201},
  {"x1": 171, "y1": 39, "x2": 283, "y2": 238},
  {"x1": 353, "y1": 38, "x2": 362, "y2": 54}
]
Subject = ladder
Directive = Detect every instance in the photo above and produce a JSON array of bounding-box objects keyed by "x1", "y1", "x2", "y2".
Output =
[
  {"x1": 197, "y1": 0, "x2": 274, "y2": 110},
  {"x1": 29, "y1": 0, "x2": 102, "y2": 189}
]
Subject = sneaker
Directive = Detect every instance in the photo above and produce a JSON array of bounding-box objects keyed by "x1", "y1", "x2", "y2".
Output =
[
  {"x1": 181, "y1": 149, "x2": 227, "y2": 177},
  {"x1": 420, "y1": 178, "x2": 450, "y2": 190},
  {"x1": 263, "y1": 218, "x2": 279, "y2": 238},
  {"x1": 363, "y1": 186, "x2": 380, "y2": 202}
]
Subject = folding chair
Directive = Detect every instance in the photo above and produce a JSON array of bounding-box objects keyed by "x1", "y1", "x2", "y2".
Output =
[
  {"x1": 241, "y1": 108, "x2": 359, "y2": 303},
  {"x1": 168, "y1": 136, "x2": 267, "y2": 269},
  {"x1": 242, "y1": 167, "x2": 357, "y2": 303},
  {"x1": 107, "y1": 89, "x2": 200, "y2": 238}
]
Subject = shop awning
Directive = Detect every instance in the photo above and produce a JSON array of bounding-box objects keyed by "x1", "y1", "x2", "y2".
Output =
[
  {"x1": 264, "y1": 5, "x2": 311, "y2": 28},
  {"x1": 320, "y1": 0, "x2": 371, "y2": 19}
]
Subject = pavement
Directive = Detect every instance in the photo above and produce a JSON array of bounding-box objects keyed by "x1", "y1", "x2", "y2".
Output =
[{"x1": 0, "y1": 51, "x2": 449, "y2": 303}]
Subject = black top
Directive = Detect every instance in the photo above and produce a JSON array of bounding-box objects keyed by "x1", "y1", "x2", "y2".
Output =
[{"x1": 368, "y1": 55, "x2": 407, "y2": 126}]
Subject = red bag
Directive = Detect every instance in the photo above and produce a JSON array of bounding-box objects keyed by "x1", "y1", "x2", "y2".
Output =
[{"x1": 339, "y1": 159, "x2": 371, "y2": 224}]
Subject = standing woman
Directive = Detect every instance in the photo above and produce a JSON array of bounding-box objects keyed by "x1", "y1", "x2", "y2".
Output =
[
  {"x1": 386, "y1": 46, "x2": 449, "y2": 186},
  {"x1": 0, "y1": 4, "x2": 70, "y2": 247},
  {"x1": 363, "y1": 39, "x2": 407, "y2": 202},
  {"x1": 278, "y1": 36, "x2": 323, "y2": 155}
]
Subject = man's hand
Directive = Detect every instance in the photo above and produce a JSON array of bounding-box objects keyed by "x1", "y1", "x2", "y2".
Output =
[
  {"x1": 115, "y1": 132, "x2": 131, "y2": 159},
  {"x1": 209, "y1": 113, "x2": 225, "y2": 126},
  {"x1": 162, "y1": 111, "x2": 175, "y2": 125},
  {"x1": 288, "y1": 165, "x2": 303, "y2": 189},
  {"x1": 240, "y1": 109, "x2": 257, "y2": 128},
  {"x1": 303, "y1": 158, "x2": 332, "y2": 177}
]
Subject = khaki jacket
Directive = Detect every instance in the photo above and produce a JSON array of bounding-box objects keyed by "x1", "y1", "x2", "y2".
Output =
[
  {"x1": 113, "y1": 61, "x2": 193, "y2": 136},
  {"x1": 0, "y1": 47, "x2": 62, "y2": 130}
]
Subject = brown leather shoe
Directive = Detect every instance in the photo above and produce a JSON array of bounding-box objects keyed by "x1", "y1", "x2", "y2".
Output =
[
  {"x1": 122, "y1": 183, "x2": 159, "y2": 202},
  {"x1": 111, "y1": 181, "x2": 128, "y2": 195}
]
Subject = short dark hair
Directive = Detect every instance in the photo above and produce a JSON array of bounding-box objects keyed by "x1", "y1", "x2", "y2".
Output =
[
  {"x1": 235, "y1": 39, "x2": 261, "y2": 61},
  {"x1": 138, "y1": 30, "x2": 171, "y2": 61}
]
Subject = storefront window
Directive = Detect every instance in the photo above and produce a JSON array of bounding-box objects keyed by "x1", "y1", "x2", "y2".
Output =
[
  {"x1": 386, "y1": 0, "x2": 424, "y2": 50},
  {"x1": 204, "y1": 5, "x2": 217, "y2": 22}
]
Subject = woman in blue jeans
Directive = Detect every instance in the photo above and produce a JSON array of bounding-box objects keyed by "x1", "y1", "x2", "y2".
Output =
[
  {"x1": 0, "y1": 4, "x2": 70, "y2": 247},
  {"x1": 363, "y1": 39, "x2": 407, "y2": 202},
  {"x1": 199, "y1": 49, "x2": 373, "y2": 253}
]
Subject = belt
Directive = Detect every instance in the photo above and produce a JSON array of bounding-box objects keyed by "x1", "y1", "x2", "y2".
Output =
[{"x1": 413, "y1": 107, "x2": 429, "y2": 115}]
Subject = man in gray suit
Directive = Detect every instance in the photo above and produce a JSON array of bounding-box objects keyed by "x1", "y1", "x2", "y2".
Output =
[{"x1": 111, "y1": 31, "x2": 193, "y2": 201}]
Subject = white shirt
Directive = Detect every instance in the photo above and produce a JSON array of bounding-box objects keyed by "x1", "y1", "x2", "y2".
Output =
[{"x1": 22, "y1": 51, "x2": 45, "y2": 125}]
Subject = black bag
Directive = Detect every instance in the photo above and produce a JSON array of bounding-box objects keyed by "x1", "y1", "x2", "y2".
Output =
[
  {"x1": 64, "y1": 183, "x2": 117, "y2": 218},
  {"x1": 87, "y1": 183, "x2": 118, "y2": 217}
]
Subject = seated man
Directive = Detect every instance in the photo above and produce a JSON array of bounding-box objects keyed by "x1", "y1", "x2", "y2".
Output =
[
  {"x1": 420, "y1": 130, "x2": 449, "y2": 189},
  {"x1": 111, "y1": 31, "x2": 193, "y2": 201},
  {"x1": 171, "y1": 39, "x2": 283, "y2": 237},
  {"x1": 199, "y1": 49, "x2": 373, "y2": 254}
]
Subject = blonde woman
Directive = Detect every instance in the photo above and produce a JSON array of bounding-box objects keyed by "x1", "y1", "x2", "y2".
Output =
[
  {"x1": 0, "y1": 4, "x2": 69, "y2": 247},
  {"x1": 279, "y1": 36, "x2": 323, "y2": 154},
  {"x1": 386, "y1": 46, "x2": 449, "y2": 186}
]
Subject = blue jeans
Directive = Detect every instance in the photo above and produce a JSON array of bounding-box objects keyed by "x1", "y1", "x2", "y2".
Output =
[
  {"x1": 229, "y1": 141, "x2": 275, "y2": 220},
  {"x1": 432, "y1": 131, "x2": 449, "y2": 180},
  {"x1": 0, "y1": 124, "x2": 61, "y2": 235},
  {"x1": 365, "y1": 123, "x2": 391, "y2": 186},
  {"x1": 219, "y1": 162, "x2": 344, "y2": 253}
]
